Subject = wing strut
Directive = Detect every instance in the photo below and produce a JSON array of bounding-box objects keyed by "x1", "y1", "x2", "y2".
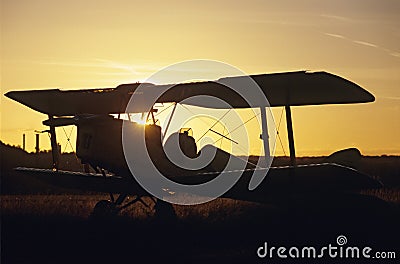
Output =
[
  {"x1": 260, "y1": 106, "x2": 271, "y2": 167},
  {"x1": 285, "y1": 106, "x2": 296, "y2": 167},
  {"x1": 48, "y1": 115, "x2": 60, "y2": 171},
  {"x1": 163, "y1": 102, "x2": 177, "y2": 141}
]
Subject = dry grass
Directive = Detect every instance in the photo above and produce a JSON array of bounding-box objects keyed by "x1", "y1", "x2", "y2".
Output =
[
  {"x1": 2, "y1": 187, "x2": 399, "y2": 223},
  {"x1": 0, "y1": 194, "x2": 271, "y2": 220},
  {"x1": 1, "y1": 194, "x2": 106, "y2": 218},
  {"x1": 362, "y1": 188, "x2": 400, "y2": 204},
  {"x1": 2, "y1": 192, "x2": 399, "y2": 264}
]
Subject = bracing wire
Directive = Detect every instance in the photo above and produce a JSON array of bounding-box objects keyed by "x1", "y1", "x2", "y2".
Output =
[
  {"x1": 154, "y1": 102, "x2": 176, "y2": 117},
  {"x1": 212, "y1": 112, "x2": 261, "y2": 145},
  {"x1": 179, "y1": 104, "x2": 214, "y2": 128},
  {"x1": 276, "y1": 107, "x2": 287, "y2": 157},
  {"x1": 195, "y1": 108, "x2": 232, "y2": 144},
  {"x1": 62, "y1": 126, "x2": 75, "y2": 153},
  {"x1": 61, "y1": 126, "x2": 82, "y2": 164},
  {"x1": 178, "y1": 103, "x2": 233, "y2": 144},
  {"x1": 177, "y1": 105, "x2": 265, "y2": 169}
]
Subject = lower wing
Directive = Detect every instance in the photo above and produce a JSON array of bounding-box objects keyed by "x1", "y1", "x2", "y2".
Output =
[{"x1": 14, "y1": 163, "x2": 382, "y2": 204}]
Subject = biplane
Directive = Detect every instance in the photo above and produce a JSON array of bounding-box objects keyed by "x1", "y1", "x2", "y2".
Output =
[{"x1": 4, "y1": 71, "x2": 382, "y2": 216}]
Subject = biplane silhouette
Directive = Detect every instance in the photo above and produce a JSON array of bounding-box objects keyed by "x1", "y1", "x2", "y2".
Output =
[{"x1": 5, "y1": 71, "x2": 382, "y2": 216}]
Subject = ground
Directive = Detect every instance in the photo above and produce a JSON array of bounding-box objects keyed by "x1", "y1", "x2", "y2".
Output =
[
  {"x1": 1, "y1": 143, "x2": 399, "y2": 263},
  {"x1": 1, "y1": 192, "x2": 399, "y2": 263}
]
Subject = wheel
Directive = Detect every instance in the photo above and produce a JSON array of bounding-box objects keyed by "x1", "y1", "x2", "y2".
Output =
[
  {"x1": 91, "y1": 200, "x2": 118, "y2": 219},
  {"x1": 153, "y1": 199, "x2": 176, "y2": 221}
]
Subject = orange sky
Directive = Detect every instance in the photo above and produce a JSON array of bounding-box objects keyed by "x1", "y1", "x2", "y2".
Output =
[{"x1": 1, "y1": 0, "x2": 399, "y2": 156}]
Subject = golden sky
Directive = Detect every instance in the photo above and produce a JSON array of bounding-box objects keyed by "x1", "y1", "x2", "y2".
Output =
[{"x1": 1, "y1": 0, "x2": 399, "y2": 156}]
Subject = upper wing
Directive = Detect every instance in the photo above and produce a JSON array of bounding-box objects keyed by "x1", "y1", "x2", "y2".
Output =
[
  {"x1": 4, "y1": 84, "x2": 143, "y2": 116},
  {"x1": 5, "y1": 71, "x2": 374, "y2": 116},
  {"x1": 159, "y1": 71, "x2": 374, "y2": 108}
]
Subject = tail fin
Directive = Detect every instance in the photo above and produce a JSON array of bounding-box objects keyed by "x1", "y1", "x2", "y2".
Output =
[{"x1": 324, "y1": 148, "x2": 362, "y2": 169}]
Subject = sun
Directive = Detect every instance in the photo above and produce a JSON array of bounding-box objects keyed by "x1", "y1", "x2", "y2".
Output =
[{"x1": 111, "y1": 113, "x2": 147, "y2": 125}]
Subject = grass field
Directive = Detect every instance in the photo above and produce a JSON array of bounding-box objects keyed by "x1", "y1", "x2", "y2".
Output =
[
  {"x1": 2, "y1": 191, "x2": 399, "y2": 264},
  {"x1": 1, "y1": 143, "x2": 399, "y2": 263}
]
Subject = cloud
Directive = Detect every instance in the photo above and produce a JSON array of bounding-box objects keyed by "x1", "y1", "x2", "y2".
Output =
[
  {"x1": 390, "y1": 52, "x2": 400, "y2": 58},
  {"x1": 36, "y1": 58, "x2": 162, "y2": 75},
  {"x1": 93, "y1": 59, "x2": 141, "y2": 75},
  {"x1": 353, "y1": 40, "x2": 378, "y2": 48},
  {"x1": 323, "y1": 32, "x2": 399, "y2": 59},
  {"x1": 320, "y1": 14, "x2": 353, "y2": 22},
  {"x1": 324, "y1": 33, "x2": 345, "y2": 39},
  {"x1": 380, "y1": 96, "x2": 400, "y2": 101}
]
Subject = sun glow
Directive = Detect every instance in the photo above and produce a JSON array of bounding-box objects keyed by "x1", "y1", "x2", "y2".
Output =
[
  {"x1": 1, "y1": 1, "x2": 399, "y2": 155},
  {"x1": 111, "y1": 113, "x2": 148, "y2": 125}
]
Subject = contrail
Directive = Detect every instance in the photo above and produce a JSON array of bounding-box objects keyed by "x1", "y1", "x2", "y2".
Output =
[
  {"x1": 353, "y1": 40, "x2": 378, "y2": 48},
  {"x1": 323, "y1": 32, "x2": 399, "y2": 59},
  {"x1": 324, "y1": 33, "x2": 345, "y2": 39}
]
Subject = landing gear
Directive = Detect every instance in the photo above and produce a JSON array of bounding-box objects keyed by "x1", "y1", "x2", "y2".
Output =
[
  {"x1": 91, "y1": 200, "x2": 118, "y2": 218},
  {"x1": 154, "y1": 198, "x2": 177, "y2": 220},
  {"x1": 90, "y1": 193, "x2": 148, "y2": 219},
  {"x1": 91, "y1": 167, "x2": 176, "y2": 220},
  {"x1": 90, "y1": 194, "x2": 177, "y2": 221}
]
